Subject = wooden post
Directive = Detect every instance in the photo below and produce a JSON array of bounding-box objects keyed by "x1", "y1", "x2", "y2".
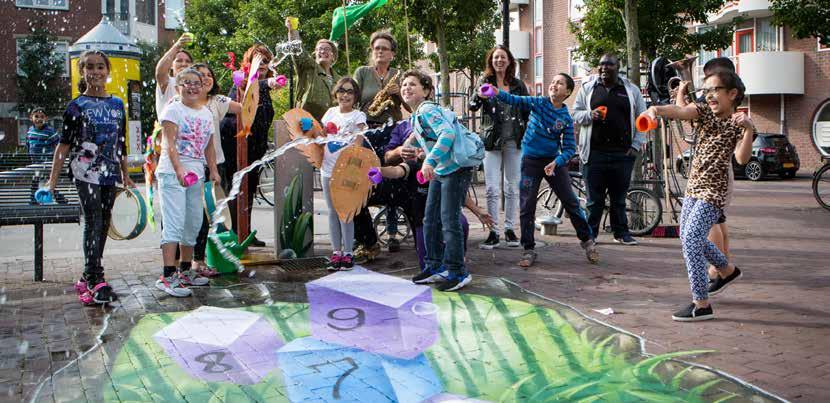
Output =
[
  {"x1": 236, "y1": 89, "x2": 249, "y2": 240},
  {"x1": 34, "y1": 223, "x2": 43, "y2": 281}
]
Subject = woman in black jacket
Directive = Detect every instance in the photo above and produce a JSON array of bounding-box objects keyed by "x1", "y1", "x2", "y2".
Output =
[{"x1": 469, "y1": 45, "x2": 529, "y2": 249}]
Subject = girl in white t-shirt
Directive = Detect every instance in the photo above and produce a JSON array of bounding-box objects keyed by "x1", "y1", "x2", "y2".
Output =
[
  {"x1": 156, "y1": 68, "x2": 221, "y2": 298},
  {"x1": 155, "y1": 34, "x2": 194, "y2": 116},
  {"x1": 321, "y1": 77, "x2": 368, "y2": 270},
  {"x1": 191, "y1": 63, "x2": 242, "y2": 274}
]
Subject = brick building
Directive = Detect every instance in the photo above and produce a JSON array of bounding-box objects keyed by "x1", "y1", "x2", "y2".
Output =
[
  {"x1": 0, "y1": 0, "x2": 179, "y2": 151},
  {"x1": 506, "y1": 0, "x2": 830, "y2": 170}
]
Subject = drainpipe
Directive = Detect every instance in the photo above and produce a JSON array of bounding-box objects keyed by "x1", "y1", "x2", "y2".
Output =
[{"x1": 781, "y1": 94, "x2": 786, "y2": 135}]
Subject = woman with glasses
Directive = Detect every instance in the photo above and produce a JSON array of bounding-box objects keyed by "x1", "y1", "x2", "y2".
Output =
[
  {"x1": 354, "y1": 30, "x2": 406, "y2": 129},
  {"x1": 285, "y1": 17, "x2": 342, "y2": 122}
]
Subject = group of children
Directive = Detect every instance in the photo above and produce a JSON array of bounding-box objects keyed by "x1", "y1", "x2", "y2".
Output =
[{"x1": 42, "y1": 32, "x2": 750, "y2": 321}]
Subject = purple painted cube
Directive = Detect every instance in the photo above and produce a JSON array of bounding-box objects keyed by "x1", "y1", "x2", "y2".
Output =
[
  {"x1": 306, "y1": 267, "x2": 439, "y2": 359},
  {"x1": 153, "y1": 306, "x2": 284, "y2": 384}
]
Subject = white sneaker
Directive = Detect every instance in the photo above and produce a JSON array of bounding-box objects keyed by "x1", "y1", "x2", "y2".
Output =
[
  {"x1": 156, "y1": 275, "x2": 192, "y2": 297},
  {"x1": 179, "y1": 270, "x2": 210, "y2": 286}
]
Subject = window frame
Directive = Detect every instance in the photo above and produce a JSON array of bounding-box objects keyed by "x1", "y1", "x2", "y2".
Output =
[
  {"x1": 15, "y1": 0, "x2": 69, "y2": 11},
  {"x1": 569, "y1": 0, "x2": 584, "y2": 21},
  {"x1": 819, "y1": 37, "x2": 830, "y2": 52}
]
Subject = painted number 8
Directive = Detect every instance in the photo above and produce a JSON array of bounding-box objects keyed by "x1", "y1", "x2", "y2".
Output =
[{"x1": 327, "y1": 307, "x2": 366, "y2": 331}]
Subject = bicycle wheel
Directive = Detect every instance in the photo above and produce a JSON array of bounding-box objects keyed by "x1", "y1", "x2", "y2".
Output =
[
  {"x1": 625, "y1": 187, "x2": 662, "y2": 236},
  {"x1": 813, "y1": 163, "x2": 830, "y2": 211},
  {"x1": 370, "y1": 206, "x2": 412, "y2": 244},
  {"x1": 535, "y1": 186, "x2": 563, "y2": 225},
  {"x1": 257, "y1": 162, "x2": 275, "y2": 207}
]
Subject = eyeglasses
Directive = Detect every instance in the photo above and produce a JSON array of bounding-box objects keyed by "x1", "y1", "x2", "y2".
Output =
[
  {"x1": 373, "y1": 46, "x2": 392, "y2": 52},
  {"x1": 336, "y1": 88, "x2": 355, "y2": 94},
  {"x1": 316, "y1": 47, "x2": 333, "y2": 54},
  {"x1": 699, "y1": 86, "x2": 726, "y2": 96},
  {"x1": 179, "y1": 81, "x2": 203, "y2": 88}
]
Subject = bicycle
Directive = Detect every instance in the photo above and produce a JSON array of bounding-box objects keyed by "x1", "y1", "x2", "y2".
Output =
[
  {"x1": 369, "y1": 205, "x2": 412, "y2": 245},
  {"x1": 536, "y1": 171, "x2": 662, "y2": 236},
  {"x1": 255, "y1": 159, "x2": 275, "y2": 207},
  {"x1": 813, "y1": 157, "x2": 830, "y2": 211}
]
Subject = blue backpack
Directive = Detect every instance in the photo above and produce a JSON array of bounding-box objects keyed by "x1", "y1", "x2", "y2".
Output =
[{"x1": 412, "y1": 102, "x2": 484, "y2": 168}]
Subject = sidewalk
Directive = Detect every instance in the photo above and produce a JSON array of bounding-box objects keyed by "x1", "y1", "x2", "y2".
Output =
[{"x1": 1, "y1": 175, "x2": 828, "y2": 402}]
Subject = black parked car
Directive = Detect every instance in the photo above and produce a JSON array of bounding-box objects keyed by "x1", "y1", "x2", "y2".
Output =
[{"x1": 676, "y1": 133, "x2": 800, "y2": 181}]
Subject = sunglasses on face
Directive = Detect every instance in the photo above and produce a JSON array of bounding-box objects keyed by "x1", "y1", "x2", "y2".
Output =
[{"x1": 336, "y1": 88, "x2": 355, "y2": 95}]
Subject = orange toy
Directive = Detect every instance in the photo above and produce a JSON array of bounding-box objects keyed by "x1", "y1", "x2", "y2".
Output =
[{"x1": 596, "y1": 106, "x2": 607, "y2": 120}]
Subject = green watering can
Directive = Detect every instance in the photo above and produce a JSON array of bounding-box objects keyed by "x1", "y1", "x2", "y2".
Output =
[{"x1": 205, "y1": 229, "x2": 257, "y2": 274}]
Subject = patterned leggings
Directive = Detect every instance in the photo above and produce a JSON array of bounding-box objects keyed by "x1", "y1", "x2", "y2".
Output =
[{"x1": 680, "y1": 197, "x2": 729, "y2": 301}]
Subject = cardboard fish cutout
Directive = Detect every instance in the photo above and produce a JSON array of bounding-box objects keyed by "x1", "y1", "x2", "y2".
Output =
[
  {"x1": 282, "y1": 107, "x2": 324, "y2": 168},
  {"x1": 329, "y1": 140, "x2": 380, "y2": 222}
]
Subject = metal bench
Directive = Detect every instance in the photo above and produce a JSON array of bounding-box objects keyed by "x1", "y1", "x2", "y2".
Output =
[{"x1": 0, "y1": 154, "x2": 80, "y2": 281}]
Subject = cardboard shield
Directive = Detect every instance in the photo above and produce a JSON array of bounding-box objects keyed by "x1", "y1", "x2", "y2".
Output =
[
  {"x1": 237, "y1": 55, "x2": 263, "y2": 138},
  {"x1": 329, "y1": 142, "x2": 380, "y2": 223}
]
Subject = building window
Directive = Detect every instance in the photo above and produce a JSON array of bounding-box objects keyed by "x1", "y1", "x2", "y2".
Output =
[
  {"x1": 16, "y1": 39, "x2": 69, "y2": 77},
  {"x1": 568, "y1": 49, "x2": 590, "y2": 79},
  {"x1": 535, "y1": 27, "x2": 543, "y2": 54},
  {"x1": 570, "y1": 0, "x2": 585, "y2": 21},
  {"x1": 819, "y1": 37, "x2": 830, "y2": 52},
  {"x1": 755, "y1": 18, "x2": 777, "y2": 51},
  {"x1": 15, "y1": 0, "x2": 68, "y2": 10},
  {"x1": 534, "y1": 56, "x2": 543, "y2": 79},
  {"x1": 165, "y1": 0, "x2": 185, "y2": 30},
  {"x1": 534, "y1": 0, "x2": 543, "y2": 25},
  {"x1": 136, "y1": 0, "x2": 155, "y2": 25},
  {"x1": 814, "y1": 101, "x2": 830, "y2": 156}
]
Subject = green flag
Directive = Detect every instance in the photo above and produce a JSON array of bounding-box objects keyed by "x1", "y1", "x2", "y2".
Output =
[{"x1": 330, "y1": 0, "x2": 389, "y2": 41}]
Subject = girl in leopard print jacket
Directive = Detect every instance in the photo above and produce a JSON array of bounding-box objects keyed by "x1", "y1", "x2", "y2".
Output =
[{"x1": 642, "y1": 70, "x2": 754, "y2": 322}]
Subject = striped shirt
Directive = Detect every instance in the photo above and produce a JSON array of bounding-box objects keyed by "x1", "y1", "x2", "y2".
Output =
[
  {"x1": 411, "y1": 102, "x2": 461, "y2": 176},
  {"x1": 496, "y1": 92, "x2": 576, "y2": 167},
  {"x1": 27, "y1": 124, "x2": 58, "y2": 153}
]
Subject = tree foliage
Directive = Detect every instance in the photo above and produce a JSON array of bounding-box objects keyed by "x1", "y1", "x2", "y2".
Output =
[
  {"x1": 136, "y1": 41, "x2": 165, "y2": 140},
  {"x1": 770, "y1": 0, "x2": 830, "y2": 45},
  {"x1": 16, "y1": 19, "x2": 69, "y2": 116},
  {"x1": 570, "y1": 0, "x2": 737, "y2": 67}
]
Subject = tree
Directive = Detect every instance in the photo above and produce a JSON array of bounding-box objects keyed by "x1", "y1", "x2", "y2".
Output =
[
  {"x1": 136, "y1": 41, "x2": 164, "y2": 141},
  {"x1": 622, "y1": 0, "x2": 641, "y2": 86},
  {"x1": 770, "y1": 0, "x2": 830, "y2": 45},
  {"x1": 16, "y1": 20, "x2": 69, "y2": 116},
  {"x1": 406, "y1": 0, "x2": 499, "y2": 105},
  {"x1": 570, "y1": 0, "x2": 736, "y2": 72}
]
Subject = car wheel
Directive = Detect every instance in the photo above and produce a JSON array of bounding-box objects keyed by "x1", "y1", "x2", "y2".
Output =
[
  {"x1": 744, "y1": 160, "x2": 764, "y2": 181},
  {"x1": 779, "y1": 170, "x2": 797, "y2": 179}
]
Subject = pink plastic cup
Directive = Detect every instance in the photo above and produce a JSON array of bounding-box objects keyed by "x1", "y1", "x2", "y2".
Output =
[
  {"x1": 480, "y1": 83, "x2": 497, "y2": 98},
  {"x1": 416, "y1": 171, "x2": 428, "y2": 184},
  {"x1": 183, "y1": 171, "x2": 199, "y2": 187},
  {"x1": 368, "y1": 167, "x2": 383, "y2": 184}
]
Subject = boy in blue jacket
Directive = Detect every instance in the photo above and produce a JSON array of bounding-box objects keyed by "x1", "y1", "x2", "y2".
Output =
[
  {"x1": 27, "y1": 107, "x2": 59, "y2": 162},
  {"x1": 484, "y1": 73, "x2": 597, "y2": 267}
]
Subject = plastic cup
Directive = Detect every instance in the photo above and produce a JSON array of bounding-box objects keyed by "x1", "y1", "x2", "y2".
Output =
[
  {"x1": 596, "y1": 106, "x2": 607, "y2": 120},
  {"x1": 636, "y1": 114, "x2": 658, "y2": 132},
  {"x1": 34, "y1": 188, "x2": 53, "y2": 204},
  {"x1": 367, "y1": 167, "x2": 383, "y2": 184},
  {"x1": 416, "y1": 171, "x2": 428, "y2": 185},
  {"x1": 288, "y1": 17, "x2": 299, "y2": 30},
  {"x1": 480, "y1": 83, "x2": 496, "y2": 98},
  {"x1": 183, "y1": 171, "x2": 199, "y2": 187},
  {"x1": 274, "y1": 75, "x2": 287, "y2": 88}
]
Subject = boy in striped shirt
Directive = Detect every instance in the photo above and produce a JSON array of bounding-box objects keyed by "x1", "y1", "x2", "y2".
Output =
[
  {"x1": 485, "y1": 73, "x2": 598, "y2": 267},
  {"x1": 27, "y1": 107, "x2": 58, "y2": 162}
]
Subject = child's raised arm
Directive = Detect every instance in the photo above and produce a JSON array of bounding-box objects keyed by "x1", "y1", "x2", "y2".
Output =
[
  {"x1": 644, "y1": 103, "x2": 700, "y2": 122},
  {"x1": 155, "y1": 34, "x2": 192, "y2": 94}
]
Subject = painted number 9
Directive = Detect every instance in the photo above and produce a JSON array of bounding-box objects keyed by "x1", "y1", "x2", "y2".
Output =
[{"x1": 327, "y1": 307, "x2": 365, "y2": 331}]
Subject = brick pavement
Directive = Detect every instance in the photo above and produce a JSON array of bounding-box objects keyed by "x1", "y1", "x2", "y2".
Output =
[{"x1": 0, "y1": 176, "x2": 828, "y2": 402}]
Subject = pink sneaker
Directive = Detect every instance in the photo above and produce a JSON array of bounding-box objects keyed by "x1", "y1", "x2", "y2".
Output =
[
  {"x1": 327, "y1": 254, "x2": 342, "y2": 271},
  {"x1": 339, "y1": 254, "x2": 354, "y2": 271}
]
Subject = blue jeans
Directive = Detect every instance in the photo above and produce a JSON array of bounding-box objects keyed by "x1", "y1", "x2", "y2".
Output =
[
  {"x1": 423, "y1": 168, "x2": 473, "y2": 276},
  {"x1": 582, "y1": 150, "x2": 635, "y2": 238}
]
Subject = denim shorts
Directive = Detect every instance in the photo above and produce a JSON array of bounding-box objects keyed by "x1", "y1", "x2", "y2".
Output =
[{"x1": 157, "y1": 172, "x2": 204, "y2": 246}]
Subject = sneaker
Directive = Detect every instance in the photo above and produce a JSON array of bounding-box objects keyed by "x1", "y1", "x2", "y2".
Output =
[
  {"x1": 155, "y1": 274, "x2": 192, "y2": 297},
  {"x1": 327, "y1": 254, "x2": 342, "y2": 271},
  {"x1": 581, "y1": 239, "x2": 599, "y2": 264},
  {"x1": 518, "y1": 250, "x2": 537, "y2": 268},
  {"x1": 387, "y1": 237, "x2": 401, "y2": 253},
  {"x1": 412, "y1": 266, "x2": 449, "y2": 284},
  {"x1": 179, "y1": 270, "x2": 210, "y2": 286},
  {"x1": 613, "y1": 234, "x2": 639, "y2": 246},
  {"x1": 339, "y1": 254, "x2": 354, "y2": 270},
  {"x1": 354, "y1": 243, "x2": 381, "y2": 264},
  {"x1": 504, "y1": 229, "x2": 520, "y2": 248},
  {"x1": 75, "y1": 279, "x2": 93, "y2": 305},
  {"x1": 88, "y1": 281, "x2": 118, "y2": 304},
  {"x1": 671, "y1": 303, "x2": 714, "y2": 322},
  {"x1": 250, "y1": 237, "x2": 266, "y2": 247},
  {"x1": 436, "y1": 272, "x2": 472, "y2": 292},
  {"x1": 708, "y1": 267, "x2": 742, "y2": 296},
  {"x1": 479, "y1": 231, "x2": 500, "y2": 250}
]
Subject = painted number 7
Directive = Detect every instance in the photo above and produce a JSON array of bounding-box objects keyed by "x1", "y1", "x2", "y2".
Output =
[{"x1": 307, "y1": 357, "x2": 359, "y2": 399}]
